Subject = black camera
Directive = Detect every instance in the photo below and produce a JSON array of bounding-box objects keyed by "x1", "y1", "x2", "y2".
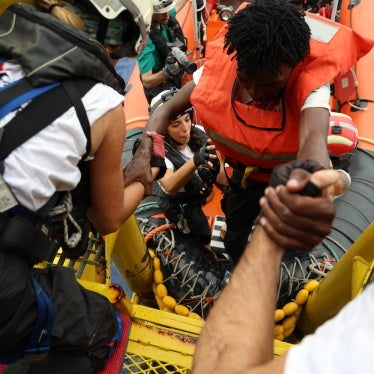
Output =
[{"x1": 167, "y1": 47, "x2": 197, "y2": 75}]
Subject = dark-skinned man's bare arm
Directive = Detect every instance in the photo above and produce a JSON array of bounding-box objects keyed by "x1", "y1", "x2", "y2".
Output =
[{"x1": 298, "y1": 107, "x2": 331, "y2": 169}]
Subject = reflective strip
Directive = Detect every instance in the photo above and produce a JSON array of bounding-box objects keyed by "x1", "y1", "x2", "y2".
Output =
[
  {"x1": 206, "y1": 129, "x2": 297, "y2": 162},
  {"x1": 305, "y1": 15, "x2": 339, "y2": 43},
  {"x1": 329, "y1": 120, "x2": 358, "y2": 134},
  {"x1": 327, "y1": 135, "x2": 354, "y2": 146}
]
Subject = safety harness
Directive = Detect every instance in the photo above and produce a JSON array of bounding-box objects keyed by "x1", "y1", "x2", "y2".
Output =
[
  {"x1": 161, "y1": 127, "x2": 212, "y2": 204},
  {"x1": 0, "y1": 72, "x2": 97, "y2": 366},
  {"x1": 0, "y1": 3, "x2": 125, "y2": 365}
]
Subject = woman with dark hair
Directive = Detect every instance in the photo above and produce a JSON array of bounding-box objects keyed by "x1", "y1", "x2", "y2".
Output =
[{"x1": 149, "y1": 88, "x2": 220, "y2": 245}]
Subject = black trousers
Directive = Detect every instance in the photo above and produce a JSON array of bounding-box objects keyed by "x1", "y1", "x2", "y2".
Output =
[
  {"x1": 221, "y1": 171, "x2": 267, "y2": 264},
  {"x1": 0, "y1": 250, "x2": 117, "y2": 372}
]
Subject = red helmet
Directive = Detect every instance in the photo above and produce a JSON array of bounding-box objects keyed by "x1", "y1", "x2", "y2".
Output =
[{"x1": 327, "y1": 112, "x2": 358, "y2": 160}]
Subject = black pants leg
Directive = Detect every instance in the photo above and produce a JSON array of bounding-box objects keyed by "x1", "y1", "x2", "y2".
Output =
[{"x1": 221, "y1": 178, "x2": 267, "y2": 264}]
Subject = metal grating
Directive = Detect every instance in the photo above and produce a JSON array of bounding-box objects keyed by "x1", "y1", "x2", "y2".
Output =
[
  {"x1": 51, "y1": 233, "x2": 107, "y2": 282},
  {"x1": 122, "y1": 353, "x2": 190, "y2": 374}
]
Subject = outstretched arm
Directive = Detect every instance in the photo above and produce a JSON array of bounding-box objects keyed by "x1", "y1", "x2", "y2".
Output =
[
  {"x1": 160, "y1": 159, "x2": 197, "y2": 196},
  {"x1": 298, "y1": 107, "x2": 330, "y2": 169},
  {"x1": 89, "y1": 106, "x2": 160, "y2": 234},
  {"x1": 140, "y1": 70, "x2": 169, "y2": 90},
  {"x1": 193, "y1": 224, "x2": 288, "y2": 374},
  {"x1": 192, "y1": 169, "x2": 342, "y2": 374}
]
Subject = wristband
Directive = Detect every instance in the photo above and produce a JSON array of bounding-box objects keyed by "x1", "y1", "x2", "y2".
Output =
[{"x1": 334, "y1": 169, "x2": 351, "y2": 198}]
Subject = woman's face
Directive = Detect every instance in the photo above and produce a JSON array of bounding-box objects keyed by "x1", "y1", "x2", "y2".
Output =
[{"x1": 167, "y1": 113, "x2": 192, "y2": 146}]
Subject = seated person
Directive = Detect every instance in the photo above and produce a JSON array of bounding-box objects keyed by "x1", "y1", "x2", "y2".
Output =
[{"x1": 150, "y1": 88, "x2": 220, "y2": 244}]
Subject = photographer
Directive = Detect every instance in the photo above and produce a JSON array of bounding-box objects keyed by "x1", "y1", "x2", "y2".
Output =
[{"x1": 137, "y1": 0, "x2": 189, "y2": 104}]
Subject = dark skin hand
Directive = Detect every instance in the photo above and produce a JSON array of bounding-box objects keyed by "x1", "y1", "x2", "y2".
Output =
[
  {"x1": 122, "y1": 135, "x2": 153, "y2": 195},
  {"x1": 123, "y1": 81, "x2": 195, "y2": 195},
  {"x1": 259, "y1": 169, "x2": 336, "y2": 250}
]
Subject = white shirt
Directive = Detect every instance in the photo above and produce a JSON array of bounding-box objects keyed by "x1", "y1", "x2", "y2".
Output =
[
  {"x1": 0, "y1": 61, "x2": 124, "y2": 211},
  {"x1": 165, "y1": 145, "x2": 194, "y2": 171},
  {"x1": 285, "y1": 282, "x2": 374, "y2": 374}
]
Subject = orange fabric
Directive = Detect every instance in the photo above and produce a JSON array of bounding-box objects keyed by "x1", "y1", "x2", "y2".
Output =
[{"x1": 191, "y1": 10, "x2": 374, "y2": 178}]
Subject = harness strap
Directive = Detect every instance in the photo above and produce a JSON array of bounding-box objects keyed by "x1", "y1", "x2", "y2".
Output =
[
  {"x1": 0, "y1": 79, "x2": 60, "y2": 117},
  {"x1": 0, "y1": 215, "x2": 59, "y2": 264},
  {"x1": 225, "y1": 158, "x2": 273, "y2": 186},
  {"x1": 0, "y1": 78, "x2": 96, "y2": 161},
  {"x1": 0, "y1": 270, "x2": 54, "y2": 365},
  {"x1": 62, "y1": 80, "x2": 92, "y2": 159},
  {"x1": 24, "y1": 271, "x2": 54, "y2": 362}
]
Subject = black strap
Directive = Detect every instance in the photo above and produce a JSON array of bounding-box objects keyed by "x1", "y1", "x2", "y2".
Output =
[
  {"x1": 0, "y1": 79, "x2": 96, "y2": 161},
  {"x1": 62, "y1": 80, "x2": 91, "y2": 159},
  {"x1": 0, "y1": 79, "x2": 33, "y2": 105},
  {"x1": 0, "y1": 215, "x2": 59, "y2": 264}
]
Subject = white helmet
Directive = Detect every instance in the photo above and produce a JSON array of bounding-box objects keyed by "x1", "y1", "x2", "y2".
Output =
[
  {"x1": 150, "y1": 88, "x2": 178, "y2": 113},
  {"x1": 150, "y1": 87, "x2": 194, "y2": 119},
  {"x1": 87, "y1": 0, "x2": 153, "y2": 56},
  {"x1": 152, "y1": 0, "x2": 176, "y2": 14}
]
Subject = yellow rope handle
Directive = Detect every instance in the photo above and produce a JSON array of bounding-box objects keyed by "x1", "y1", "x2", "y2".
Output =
[
  {"x1": 274, "y1": 279, "x2": 319, "y2": 340},
  {"x1": 149, "y1": 248, "x2": 202, "y2": 319}
]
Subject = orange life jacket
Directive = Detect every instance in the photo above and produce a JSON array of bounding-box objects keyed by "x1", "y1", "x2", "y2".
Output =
[{"x1": 191, "y1": 11, "x2": 374, "y2": 182}]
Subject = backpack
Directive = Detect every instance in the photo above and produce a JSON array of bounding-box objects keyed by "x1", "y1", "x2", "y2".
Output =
[
  {"x1": 0, "y1": 3, "x2": 124, "y2": 369},
  {"x1": 0, "y1": 2, "x2": 126, "y2": 258},
  {"x1": 0, "y1": 2, "x2": 125, "y2": 165}
]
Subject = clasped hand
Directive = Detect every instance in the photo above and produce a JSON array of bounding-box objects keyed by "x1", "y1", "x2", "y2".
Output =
[
  {"x1": 193, "y1": 139, "x2": 218, "y2": 168},
  {"x1": 259, "y1": 168, "x2": 342, "y2": 251},
  {"x1": 123, "y1": 132, "x2": 165, "y2": 195}
]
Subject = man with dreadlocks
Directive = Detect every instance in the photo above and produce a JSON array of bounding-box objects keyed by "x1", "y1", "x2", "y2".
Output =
[{"x1": 124, "y1": 0, "x2": 374, "y2": 264}]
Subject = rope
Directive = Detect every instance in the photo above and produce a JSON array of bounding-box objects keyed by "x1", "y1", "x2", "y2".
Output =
[
  {"x1": 143, "y1": 223, "x2": 176, "y2": 243},
  {"x1": 321, "y1": 237, "x2": 346, "y2": 258},
  {"x1": 134, "y1": 203, "x2": 160, "y2": 215},
  {"x1": 48, "y1": 192, "x2": 82, "y2": 248},
  {"x1": 277, "y1": 252, "x2": 336, "y2": 304},
  {"x1": 358, "y1": 136, "x2": 374, "y2": 146},
  {"x1": 139, "y1": 217, "x2": 223, "y2": 318},
  {"x1": 125, "y1": 116, "x2": 149, "y2": 126}
]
